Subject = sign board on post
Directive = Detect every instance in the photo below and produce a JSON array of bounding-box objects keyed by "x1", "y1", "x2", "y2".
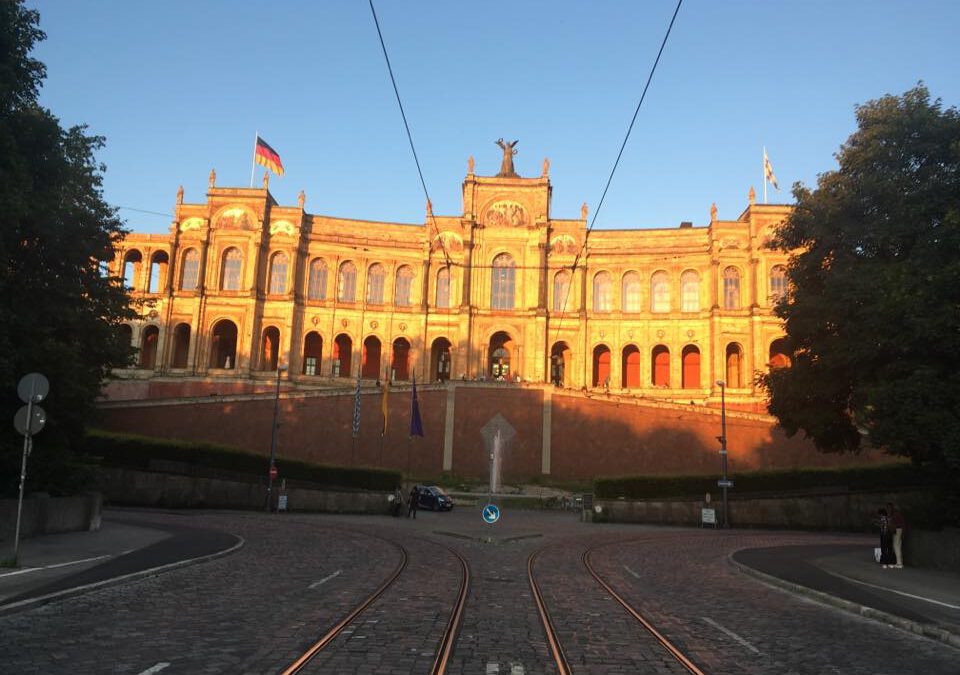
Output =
[
  {"x1": 717, "y1": 479, "x2": 734, "y2": 489},
  {"x1": 278, "y1": 495, "x2": 289, "y2": 512},
  {"x1": 701, "y1": 508, "x2": 717, "y2": 526}
]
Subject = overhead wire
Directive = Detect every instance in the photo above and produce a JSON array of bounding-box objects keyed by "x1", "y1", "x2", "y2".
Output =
[
  {"x1": 368, "y1": 0, "x2": 452, "y2": 271},
  {"x1": 551, "y1": 0, "x2": 684, "y2": 369}
]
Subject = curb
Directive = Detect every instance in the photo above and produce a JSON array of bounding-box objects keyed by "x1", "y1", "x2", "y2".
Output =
[
  {"x1": 729, "y1": 553, "x2": 960, "y2": 650},
  {"x1": 0, "y1": 534, "x2": 245, "y2": 617}
]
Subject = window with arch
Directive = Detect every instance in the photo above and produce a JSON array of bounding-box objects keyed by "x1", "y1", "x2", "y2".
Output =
[
  {"x1": 123, "y1": 250, "x2": 142, "y2": 290},
  {"x1": 593, "y1": 272, "x2": 612, "y2": 312},
  {"x1": 148, "y1": 251, "x2": 168, "y2": 294},
  {"x1": 366, "y1": 263, "x2": 386, "y2": 304},
  {"x1": 395, "y1": 265, "x2": 414, "y2": 306},
  {"x1": 268, "y1": 252, "x2": 288, "y2": 294},
  {"x1": 723, "y1": 266, "x2": 741, "y2": 309},
  {"x1": 651, "y1": 271, "x2": 670, "y2": 313},
  {"x1": 338, "y1": 261, "x2": 357, "y2": 302},
  {"x1": 622, "y1": 272, "x2": 641, "y2": 313},
  {"x1": 769, "y1": 265, "x2": 787, "y2": 303},
  {"x1": 491, "y1": 253, "x2": 515, "y2": 310},
  {"x1": 220, "y1": 248, "x2": 242, "y2": 291},
  {"x1": 681, "y1": 270, "x2": 700, "y2": 312},
  {"x1": 307, "y1": 258, "x2": 328, "y2": 301},
  {"x1": 436, "y1": 266, "x2": 451, "y2": 308},
  {"x1": 553, "y1": 270, "x2": 571, "y2": 312},
  {"x1": 180, "y1": 249, "x2": 199, "y2": 291},
  {"x1": 726, "y1": 342, "x2": 743, "y2": 387}
]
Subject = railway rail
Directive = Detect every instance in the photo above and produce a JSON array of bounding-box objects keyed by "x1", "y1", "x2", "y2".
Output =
[
  {"x1": 528, "y1": 541, "x2": 707, "y2": 675},
  {"x1": 282, "y1": 536, "x2": 470, "y2": 675}
]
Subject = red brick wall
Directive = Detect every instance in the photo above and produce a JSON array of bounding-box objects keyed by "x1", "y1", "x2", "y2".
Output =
[{"x1": 97, "y1": 384, "x2": 885, "y2": 481}]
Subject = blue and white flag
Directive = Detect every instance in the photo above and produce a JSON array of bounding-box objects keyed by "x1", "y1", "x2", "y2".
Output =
[
  {"x1": 351, "y1": 370, "x2": 362, "y2": 438},
  {"x1": 409, "y1": 373, "x2": 424, "y2": 438}
]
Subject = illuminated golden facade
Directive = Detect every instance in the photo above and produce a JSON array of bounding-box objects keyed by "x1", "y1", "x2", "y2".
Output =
[{"x1": 115, "y1": 162, "x2": 791, "y2": 408}]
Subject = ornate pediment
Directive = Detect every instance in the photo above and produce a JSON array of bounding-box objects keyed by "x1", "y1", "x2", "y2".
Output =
[
  {"x1": 179, "y1": 217, "x2": 204, "y2": 232},
  {"x1": 215, "y1": 206, "x2": 255, "y2": 229},
  {"x1": 484, "y1": 200, "x2": 528, "y2": 228},
  {"x1": 270, "y1": 220, "x2": 296, "y2": 236}
]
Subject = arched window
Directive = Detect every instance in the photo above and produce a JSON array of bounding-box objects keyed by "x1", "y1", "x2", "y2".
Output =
[
  {"x1": 769, "y1": 265, "x2": 787, "y2": 303},
  {"x1": 338, "y1": 261, "x2": 357, "y2": 302},
  {"x1": 491, "y1": 253, "x2": 515, "y2": 310},
  {"x1": 652, "y1": 345, "x2": 670, "y2": 387},
  {"x1": 395, "y1": 265, "x2": 414, "y2": 306},
  {"x1": 593, "y1": 272, "x2": 612, "y2": 312},
  {"x1": 366, "y1": 263, "x2": 386, "y2": 304},
  {"x1": 651, "y1": 271, "x2": 670, "y2": 313},
  {"x1": 268, "y1": 252, "x2": 288, "y2": 294},
  {"x1": 140, "y1": 326, "x2": 159, "y2": 369},
  {"x1": 333, "y1": 334, "x2": 352, "y2": 377},
  {"x1": 220, "y1": 248, "x2": 242, "y2": 291},
  {"x1": 148, "y1": 251, "x2": 168, "y2": 294},
  {"x1": 180, "y1": 249, "x2": 199, "y2": 291},
  {"x1": 307, "y1": 258, "x2": 328, "y2": 301},
  {"x1": 553, "y1": 270, "x2": 571, "y2": 312},
  {"x1": 622, "y1": 272, "x2": 641, "y2": 313},
  {"x1": 592, "y1": 345, "x2": 611, "y2": 387},
  {"x1": 260, "y1": 326, "x2": 280, "y2": 371},
  {"x1": 622, "y1": 345, "x2": 641, "y2": 388},
  {"x1": 303, "y1": 332, "x2": 323, "y2": 375},
  {"x1": 123, "y1": 250, "x2": 142, "y2": 290},
  {"x1": 209, "y1": 320, "x2": 238, "y2": 369},
  {"x1": 681, "y1": 270, "x2": 700, "y2": 312},
  {"x1": 171, "y1": 323, "x2": 190, "y2": 368},
  {"x1": 362, "y1": 335, "x2": 381, "y2": 378},
  {"x1": 436, "y1": 266, "x2": 451, "y2": 308},
  {"x1": 392, "y1": 338, "x2": 411, "y2": 380},
  {"x1": 723, "y1": 266, "x2": 741, "y2": 310},
  {"x1": 726, "y1": 343, "x2": 743, "y2": 387},
  {"x1": 682, "y1": 345, "x2": 700, "y2": 389}
]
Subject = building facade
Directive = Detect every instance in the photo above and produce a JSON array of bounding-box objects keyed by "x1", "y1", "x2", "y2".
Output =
[{"x1": 114, "y1": 160, "x2": 792, "y2": 408}]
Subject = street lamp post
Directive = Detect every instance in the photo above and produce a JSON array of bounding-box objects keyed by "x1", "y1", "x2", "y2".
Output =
[
  {"x1": 716, "y1": 379, "x2": 729, "y2": 528},
  {"x1": 266, "y1": 364, "x2": 287, "y2": 512}
]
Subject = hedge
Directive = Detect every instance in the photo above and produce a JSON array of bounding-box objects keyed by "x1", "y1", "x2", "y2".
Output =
[
  {"x1": 594, "y1": 463, "x2": 940, "y2": 500},
  {"x1": 85, "y1": 429, "x2": 401, "y2": 492}
]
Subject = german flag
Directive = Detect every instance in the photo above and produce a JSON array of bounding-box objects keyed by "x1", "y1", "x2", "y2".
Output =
[{"x1": 255, "y1": 136, "x2": 284, "y2": 176}]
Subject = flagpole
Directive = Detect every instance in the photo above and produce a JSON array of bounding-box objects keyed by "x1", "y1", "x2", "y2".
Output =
[
  {"x1": 763, "y1": 146, "x2": 767, "y2": 204},
  {"x1": 250, "y1": 131, "x2": 259, "y2": 188}
]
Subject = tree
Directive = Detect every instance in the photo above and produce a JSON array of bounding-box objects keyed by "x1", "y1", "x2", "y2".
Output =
[
  {"x1": 760, "y1": 84, "x2": 960, "y2": 475},
  {"x1": 0, "y1": 2, "x2": 135, "y2": 495}
]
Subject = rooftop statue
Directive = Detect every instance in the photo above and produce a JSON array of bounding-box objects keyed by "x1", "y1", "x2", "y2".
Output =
[{"x1": 496, "y1": 138, "x2": 519, "y2": 178}]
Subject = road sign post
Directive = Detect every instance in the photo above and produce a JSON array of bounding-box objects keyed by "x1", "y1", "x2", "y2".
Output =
[{"x1": 12, "y1": 373, "x2": 49, "y2": 566}]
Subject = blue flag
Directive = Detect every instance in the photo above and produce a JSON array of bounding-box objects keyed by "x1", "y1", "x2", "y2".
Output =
[
  {"x1": 410, "y1": 373, "x2": 424, "y2": 438},
  {"x1": 351, "y1": 370, "x2": 361, "y2": 438}
]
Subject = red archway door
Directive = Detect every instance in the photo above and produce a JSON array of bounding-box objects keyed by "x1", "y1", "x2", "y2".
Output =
[
  {"x1": 362, "y1": 336, "x2": 382, "y2": 379},
  {"x1": 682, "y1": 346, "x2": 700, "y2": 389},
  {"x1": 392, "y1": 338, "x2": 410, "y2": 381},
  {"x1": 652, "y1": 346, "x2": 670, "y2": 387},
  {"x1": 593, "y1": 345, "x2": 611, "y2": 387},
  {"x1": 622, "y1": 346, "x2": 641, "y2": 388}
]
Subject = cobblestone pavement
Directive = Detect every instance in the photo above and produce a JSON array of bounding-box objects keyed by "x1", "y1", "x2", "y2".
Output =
[{"x1": 0, "y1": 508, "x2": 957, "y2": 674}]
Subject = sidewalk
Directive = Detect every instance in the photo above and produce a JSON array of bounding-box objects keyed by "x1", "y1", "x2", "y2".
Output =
[
  {"x1": 732, "y1": 542, "x2": 960, "y2": 649},
  {"x1": 0, "y1": 511, "x2": 241, "y2": 614}
]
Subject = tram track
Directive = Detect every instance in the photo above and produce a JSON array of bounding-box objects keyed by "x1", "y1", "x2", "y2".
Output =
[
  {"x1": 528, "y1": 540, "x2": 706, "y2": 675},
  {"x1": 282, "y1": 535, "x2": 469, "y2": 675}
]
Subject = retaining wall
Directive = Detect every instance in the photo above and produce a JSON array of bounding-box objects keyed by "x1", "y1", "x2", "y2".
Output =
[
  {"x1": 97, "y1": 467, "x2": 391, "y2": 514},
  {"x1": 0, "y1": 493, "x2": 102, "y2": 541}
]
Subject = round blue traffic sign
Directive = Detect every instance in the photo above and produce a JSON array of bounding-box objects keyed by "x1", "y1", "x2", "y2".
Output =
[{"x1": 482, "y1": 504, "x2": 500, "y2": 524}]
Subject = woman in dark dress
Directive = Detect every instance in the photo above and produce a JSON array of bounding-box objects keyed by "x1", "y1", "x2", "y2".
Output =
[{"x1": 876, "y1": 508, "x2": 895, "y2": 567}]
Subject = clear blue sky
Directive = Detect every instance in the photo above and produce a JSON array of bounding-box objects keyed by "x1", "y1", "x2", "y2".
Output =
[{"x1": 26, "y1": 0, "x2": 960, "y2": 234}]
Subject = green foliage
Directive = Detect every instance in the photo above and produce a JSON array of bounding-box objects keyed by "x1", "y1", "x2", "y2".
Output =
[
  {"x1": 594, "y1": 464, "x2": 937, "y2": 500},
  {"x1": 759, "y1": 84, "x2": 960, "y2": 471},
  {"x1": 86, "y1": 430, "x2": 401, "y2": 492},
  {"x1": 0, "y1": 2, "x2": 135, "y2": 497}
]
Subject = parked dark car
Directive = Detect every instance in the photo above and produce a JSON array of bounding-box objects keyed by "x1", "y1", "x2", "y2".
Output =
[{"x1": 415, "y1": 485, "x2": 454, "y2": 511}]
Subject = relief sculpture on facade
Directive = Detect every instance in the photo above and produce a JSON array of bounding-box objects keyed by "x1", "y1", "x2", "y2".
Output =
[
  {"x1": 217, "y1": 207, "x2": 252, "y2": 229},
  {"x1": 485, "y1": 201, "x2": 527, "y2": 228}
]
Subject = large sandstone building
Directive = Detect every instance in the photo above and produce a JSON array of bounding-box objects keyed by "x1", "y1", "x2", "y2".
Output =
[{"x1": 114, "y1": 154, "x2": 792, "y2": 411}]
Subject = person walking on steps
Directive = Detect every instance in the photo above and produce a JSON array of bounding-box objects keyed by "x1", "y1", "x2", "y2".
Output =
[
  {"x1": 408, "y1": 486, "x2": 419, "y2": 519},
  {"x1": 887, "y1": 502, "x2": 906, "y2": 569}
]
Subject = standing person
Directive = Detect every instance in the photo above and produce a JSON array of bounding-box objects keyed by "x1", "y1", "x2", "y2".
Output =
[
  {"x1": 887, "y1": 502, "x2": 906, "y2": 569},
  {"x1": 392, "y1": 486, "x2": 403, "y2": 517},
  {"x1": 408, "y1": 485, "x2": 419, "y2": 519},
  {"x1": 875, "y1": 508, "x2": 895, "y2": 567}
]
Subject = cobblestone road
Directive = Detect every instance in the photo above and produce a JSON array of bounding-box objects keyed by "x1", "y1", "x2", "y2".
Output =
[{"x1": 0, "y1": 508, "x2": 956, "y2": 674}]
